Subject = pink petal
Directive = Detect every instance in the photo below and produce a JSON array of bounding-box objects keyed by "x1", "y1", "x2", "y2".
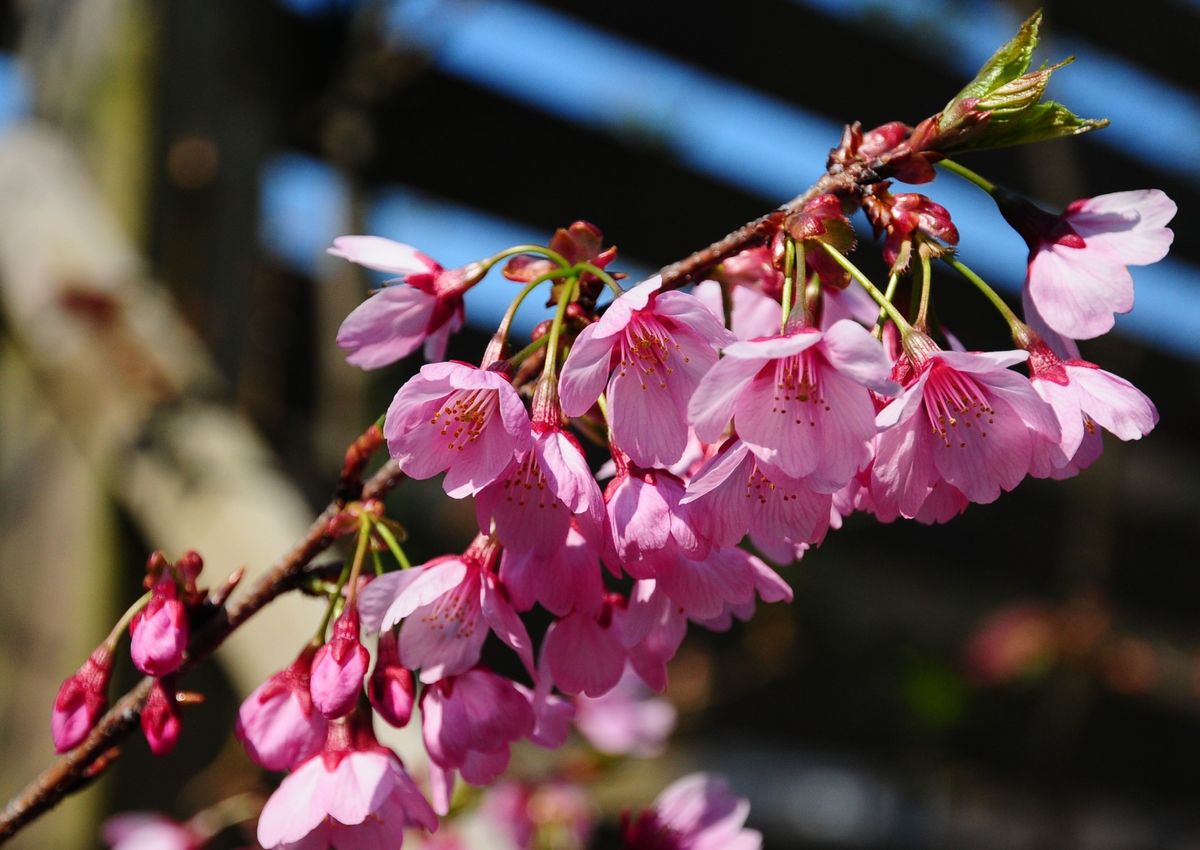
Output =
[
  {"x1": 1027, "y1": 243, "x2": 1133, "y2": 339},
  {"x1": 336, "y1": 286, "x2": 436, "y2": 369},
  {"x1": 481, "y1": 574, "x2": 537, "y2": 677},
  {"x1": 327, "y1": 236, "x2": 438, "y2": 276},
  {"x1": 654, "y1": 290, "x2": 736, "y2": 346},
  {"x1": 543, "y1": 611, "x2": 626, "y2": 697},
  {"x1": 325, "y1": 751, "x2": 396, "y2": 826},
  {"x1": 688, "y1": 354, "x2": 765, "y2": 444},
  {"x1": 381, "y1": 559, "x2": 469, "y2": 629},
  {"x1": 257, "y1": 757, "x2": 328, "y2": 846},
  {"x1": 558, "y1": 323, "x2": 616, "y2": 417},
  {"x1": 1068, "y1": 363, "x2": 1158, "y2": 440},
  {"x1": 1070, "y1": 190, "x2": 1176, "y2": 265},
  {"x1": 818, "y1": 319, "x2": 899, "y2": 394}
]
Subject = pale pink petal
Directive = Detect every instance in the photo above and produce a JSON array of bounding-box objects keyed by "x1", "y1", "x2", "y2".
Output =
[
  {"x1": 656, "y1": 547, "x2": 755, "y2": 620},
  {"x1": 819, "y1": 319, "x2": 899, "y2": 393},
  {"x1": 592, "y1": 277, "x2": 661, "y2": 338},
  {"x1": 1068, "y1": 363, "x2": 1158, "y2": 440},
  {"x1": 1027, "y1": 243, "x2": 1133, "y2": 339},
  {"x1": 688, "y1": 355, "x2": 765, "y2": 444},
  {"x1": 1070, "y1": 190, "x2": 1176, "y2": 264},
  {"x1": 607, "y1": 352, "x2": 691, "y2": 468},
  {"x1": 328, "y1": 236, "x2": 438, "y2": 276},
  {"x1": 930, "y1": 390, "x2": 1031, "y2": 504},
  {"x1": 337, "y1": 286, "x2": 436, "y2": 369},
  {"x1": 654, "y1": 290, "x2": 736, "y2": 346},
  {"x1": 558, "y1": 322, "x2": 616, "y2": 417},
  {"x1": 325, "y1": 751, "x2": 395, "y2": 826},
  {"x1": 381, "y1": 559, "x2": 469, "y2": 630},
  {"x1": 257, "y1": 757, "x2": 329, "y2": 846},
  {"x1": 543, "y1": 611, "x2": 625, "y2": 697},
  {"x1": 481, "y1": 573, "x2": 537, "y2": 677}
]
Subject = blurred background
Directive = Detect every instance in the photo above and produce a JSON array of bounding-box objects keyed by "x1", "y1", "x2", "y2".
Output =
[{"x1": 0, "y1": 0, "x2": 1197, "y2": 848}]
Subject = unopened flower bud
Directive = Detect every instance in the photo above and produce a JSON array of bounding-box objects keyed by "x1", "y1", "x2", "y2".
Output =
[
  {"x1": 130, "y1": 578, "x2": 189, "y2": 677},
  {"x1": 310, "y1": 608, "x2": 369, "y2": 719},
  {"x1": 141, "y1": 679, "x2": 182, "y2": 756},
  {"x1": 368, "y1": 631, "x2": 415, "y2": 728},
  {"x1": 175, "y1": 550, "x2": 203, "y2": 593},
  {"x1": 51, "y1": 646, "x2": 113, "y2": 752},
  {"x1": 236, "y1": 645, "x2": 326, "y2": 770}
]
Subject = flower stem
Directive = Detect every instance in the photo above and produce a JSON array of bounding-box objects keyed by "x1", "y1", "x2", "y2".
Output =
[
  {"x1": 372, "y1": 520, "x2": 411, "y2": 570},
  {"x1": 936, "y1": 158, "x2": 997, "y2": 195},
  {"x1": 493, "y1": 266, "x2": 579, "y2": 350},
  {"x1": 483, "y1": 243, "x2": 573, "y2": 271},
  {"x1": 872, "y1": 271, "x2": 900, "y2": 339},
  {"x1": 104, "y1": 591, "x2": 152, "y2": 650},
  {"x1": 779, "y1": 237, "x2": 797, "y2": 332},
  {"x1": 915, "y1": 251, "x2": 932, "y2": 331},
  {"x1": 821, "y1": 243, "x2": 912, "y2": 334},
  {"x1": 577, "y1": 261, "x2": 624, "y2": 297},
  {"x1": 342, "y1": 520, "x2": 373, "y2": 609},
  {"x1": 542, "y1": 277, "x2": 579, "y2": 379},
  {"x1": 507, "y1": 332, "x2": 550, "y2": 367},
  {"x1": 942, "y1": 256, "x2": 1022, "y2": 331}
]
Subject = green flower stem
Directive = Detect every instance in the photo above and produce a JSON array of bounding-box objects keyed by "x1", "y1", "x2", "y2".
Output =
[
  {"x1": 482, "y1": 243, "x2": 573, "y2": 271},
  {"x1": 104, "y1": 590, "x2": 152, "y2": 650},
  {"x1": 779, "y1": 237, "x2": 797, "y2": 332},
  {"x1": 943, "y1": 256, "x2": 1023, "y2": 331},
  {"x1": 936, "y1": 158, "x2": 998, "y2": 195},
  {"x1": 872, "y1": 271, "x2": 901, "y2": 339},
  {"x1": 507, "y1": 332, "x2": 550, "y2": 367},
  {"x1": 577, "y1": 261, "x2": 625, "y2": 297},
  {"x1": 372, "y1": 520, "x2": 411, "y2": 570},
  {"x1": 542, "y1": 278, "x2": 579, "y2": 379},
  {"x1": 821, "y1": 244, "x2": 912, "y2": 334},
  {"x1": 494, "y1": 266, "x2": 580, "y2": 348},
  {"x1": 916, "y1": 251, "x2": 933, "y2": 330}
]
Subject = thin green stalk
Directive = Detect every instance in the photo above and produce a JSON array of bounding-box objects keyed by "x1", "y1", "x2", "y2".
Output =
[
  {"x1": 542, "y1": 278, "x2": 579, "y2": 379},
  {"x1": 495, "y1": 266, "x2": 580, "y2": 347},
  {"x1": 872, "y1": 271, "x2": 900, "y2": 339},
  {"x1": 577, "y1": 261, "x2": 624, "y2": 297},
  {"x1": 820, "y1": 244, "x2": 912, "y2": 333},
  {"x1": 936, "y1": 158, "x2": 997, "y2": 195},
  {"x1": 943, "y1": 256, "x2": 1022, "y2": 330},
  {"x1": 915, "y1": 251, "x2": 932, "y2": 330},
  {"x1": 105, "y1": 590, "x2": 152, "y2": 649},
  {"x1": 507, "y1": 332, "x2": 550, "y2": 367},
  {"x1": 483, "y1": 243, "x2": 573, "y2": 271},
  {"x1": 779, "y1": 237, "x2": 797, "y2": 332},
  {"x1": 373, "y1": 521, "x2": 411, "y2": 570}
]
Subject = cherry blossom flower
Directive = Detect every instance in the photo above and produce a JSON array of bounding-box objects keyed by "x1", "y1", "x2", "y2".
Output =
[
  {"x1": 575, "y1": 665, "x2": 677, "y2": 757},
  {"x1": 310, "y1": 608, "x2": 370, "y2": 719},
  {"x1": 622, "y1": 773, "x2": 761, "y2": 850},
  {"x1": 330, "y1": 235, "x2": 479, "y2": 365},
  {"x1": 689, "y1": 319, "x2": 897, "y2": 491},
  {"x1": 604, "y1": 459, "x2": 707, "y2": 580},
  {"x1": 384, "y1": 362, "x2": 531, "y2": 498},
  {"x1": 682, "y1": 439, "x2": 832, "y2": 557},
  {"x1": 52, "y1": 646, "x2": 112, "y2": 753},
  {"x1": 421, "y1": 668, "x2": 536, "y2": 813},
  {"x1": 130, "y1": 576, "x2": 189, "y2": 678},
  {"x1": 694, "y1": 279, "x2": 779, "y2": 342},
  {"x1": 499, "y1": 520, "x2": 604, "y2": 617},
  {"x1": 475, "y1": 405, "x2": 603, "y2": 555},
  {"x1": 357, "y1": 536, "x2": 534, "y2": 683},
  {"x1": 101, "y1": 813, "x2": 201, "y2": 850},
  {"x1": 1001, "y1": 189, "x2": 1176, "y2": 339},
  {"x1": 1025, "y1": 339, "x2": 1157, "y2": 476},
  {"x1": 871, "y1": 342, "x2": 1059, "y2": 517},
  {"x1": 559, "y1": 276, "x2": 733, "y2": 468},
  {"x1": 541, "y1": 594, "x2": 626, "y2": 697},
  {"x1": 481, "y1": 779, "x2": 597, "y2": 850},
  {"x1": 236, "y1": 644, "x2": 327, "y2": 771},
  {"x1": 257, "y1": 715, "x2": 436, "y2": 849}
]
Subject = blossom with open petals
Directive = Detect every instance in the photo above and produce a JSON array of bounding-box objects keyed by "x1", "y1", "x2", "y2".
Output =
[
  {"x1": 622, "y1": 773, "x2": 761, "y2": 850},
  {"x1": 236, "y1": 645, "x2": 326, "y2": 771}
]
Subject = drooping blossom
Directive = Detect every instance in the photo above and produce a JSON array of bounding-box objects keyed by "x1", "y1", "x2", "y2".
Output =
[
  {"x1": 559, "y1": 276, "x2": 733, "y2": 468},
  {"x1": 310, "y1": 607, "x2": 370, "y2": 719},
  {"x1": 368, "y1": 630, "x2": 416, "y2": 729},
  {"x1": 52, "y1": 646, "x2": 113, "y2": 753},
  {"x1": 385, "y1": 361, "x2": 531, "y2": 499},
  {"x1": 257, "y1": 714, "x2": 437, "y2": 849},
  {"x1": 1025, "y1": 339, "x2": 1158, "y2": 477},
  {"x1": 682, "y1": 439, "x2": 832, "y2": 560},
  {"x1": 235, "y1": 644, "x2": 326, "y2": 771},
  {"x1": 621, "y1": 773, "x2": 761, "y2": 850},
  {"x1": 421, "y1": 667, "x2": 535, "y2": 813},
  {"x1": 541, "y1": 594, "x2": 627, "y2": 697},
  {"x1": 694, "y1": 279, "x2": 779, "y2": 342},
  {"x1": 692, "y1": 550, "x2": 794, "y2": 632},
  {"x1": 476, "y1": 384, "x2": 604, "y2": 555},
  {"x1": 481, "y1": 779, "x2": 597, "y2": 850},
  {"x1": 620, "y1": 582, "x2": 687, "y2": 692},
  {"x1": 871, "y1": 339, "x2": 1060, "y2": 518},
  {"x1": 101, "y1": 813, "x2": 201, "y2": 850},
  {"x1": 689, "y1": 319, "x2": 898, "y2": 491},
  {"x1": 575, "y1": 665, "x2": 677, "y2": 757},
  {"x1": 499, "y1": 520, "x2": 604, "y2": 617},
  {"x1": 130, "y1": 576, "x2": 189, "y2": 678},
  {"x1": 141, "y1": 678, "x2": 181, "y2": 756},
  {"x1": 999, "y1": 189, "x2": 1176, "y2": 339},
  {"x1": 604, "y1": 458, "x2": 707, "y2": 580},
  {"x1": 357, "y1": 536, "x2": 534, "y2": 683},
  {"x1": 330, "y1": 235, "x2": 480, "y2": 365}
]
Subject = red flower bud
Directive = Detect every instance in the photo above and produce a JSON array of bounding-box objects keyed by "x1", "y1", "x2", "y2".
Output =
[
  {"x1": 141, "y1": 679, "x2": 182, "y2": 756},
  {"x1": 51, "y1": 646, "x2": 113, "y2": 753},
  {"x1": 368, "y1": 631, "x2": 415, "y2": 728},
  {"x1": 130, "y1": 578, "x2": 189, "y2": 677},
  {"x1": 310, "y1": 608, "x2": 370, "y2": 719}
]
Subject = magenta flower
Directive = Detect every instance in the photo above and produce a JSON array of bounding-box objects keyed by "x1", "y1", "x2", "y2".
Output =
[
  {"x1": 604, "y1": 461, "x2": 707, "y2": 580},
  {"x1": 499, "y1": 519, "x2": 604, "y2": 617},
  {"x1": 475, "y1": 424, "x2": 603, "y2": 555},
  {"x1": 310, "y1": 607, "x2": 370, "y2": 719},
  {"x1": 621, "y1": 581, "x2": 687, "y2": 692},
  {"x1": 559, "y1": 276, "x2": 733, "y2": 468},
  {"x1": 235, "y1": 645, "x2": 326, "y2": 771},
  {"x1": 141, "y1": 679, "x2": 181, "y2": 756},
  {"x1": 575, "y1": 665, "x2": 677, "y2": 757},
  {"x1": 102, "y1": 813, "x2": 201, "y2": 850},
  {"x1": 129, "y1": 577, "x2": 189, "y2": 678},
  {"x1": 52, "y1": 646, "x2": 112, "y2": 753},
  {"x1": 330, "y1": 235, "x2": 477, "y2": 366},
  {"x1": 871, "y1": 345, "x2": 1059, "y2": 517},
  {"x1": 692, "y1": 549, "x2": 794, "y2": 632},
  {"x1": 694, "y1": 280, "x2": 780, "y2": 342},
  {"x1": 368, "y1": 630, "x2": 416, "y2": 729},
  {"x1": 357, "y1": 537, "x2": 535, "y2": 683},
  {"x1": 384, "y1": 361, "x2": 531, "y2": 499},
  {"x1": 541, "y1": 595, "x2": 627, "y2": 697},
  {"x1": 682, "y1": 439, "x2": 832, "y2": 557},
  {"x1": 421, "y1": 668, "x2": 536, "y2": 812},
  {"x1": 257, "y1": 716, "x2": 437, "y2": 849},
  {"x1": 622, "y1": 773, "x2": 761, "y2": 850},
  {"x1": 1002, "y1": 190, "x2": 1176, "y2": 339},
  {"x1": 689, "y1": 320, "x2": 897, "y2": 492},
  {"x1": 1026, "y1": 340, "x2": 1157, "y2": 476}
]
